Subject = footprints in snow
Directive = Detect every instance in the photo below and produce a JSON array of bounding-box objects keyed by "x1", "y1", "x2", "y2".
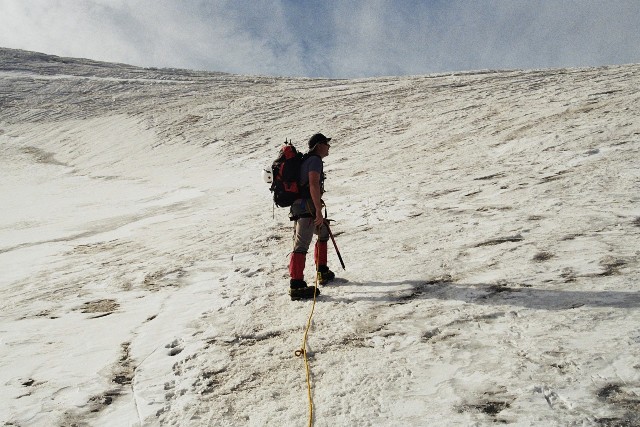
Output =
[
  {"x1": 422, "y1": 311, "x2": 514, "y2": 344},
  {"x1": 16, "y1": 377, "x2": 45, "y2": 399},
  {"x1": 53, "y1": 342, "x2": 135, "y2": 423},
  {"x1": 233, "y1": 266, "x2": 265, "y2": 278},
  {"x1": 597, "y1": 256, "x2": 627, "y2": 277},
  {"x1": 595, "y1": 383, "x2": 640, "y2": 426},
  {"x1": 21, "y1": 267, "x2": 190, "y2": 321},
  {"x1": 156, "y1": 328, "x2": 285, "y2": 422},
  {"x1": 166, "y1": 338, "x2": 184, "y2": 357},
  {"x1": 457, "y1": 387, "x2": 515, "y2": 421},
  {"x1": 111, "y1": 342, "x2": 135, "y2": 386}
]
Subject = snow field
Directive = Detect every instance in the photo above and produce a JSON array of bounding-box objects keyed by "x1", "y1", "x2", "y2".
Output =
[{"x1": 1, "y1": 48, "x2": 639, "y2": 425}]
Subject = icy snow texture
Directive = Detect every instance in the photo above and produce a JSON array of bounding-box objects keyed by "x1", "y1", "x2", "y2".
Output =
[{"x1": 1, "y1": 47, "x2": 639, "y2": 426}]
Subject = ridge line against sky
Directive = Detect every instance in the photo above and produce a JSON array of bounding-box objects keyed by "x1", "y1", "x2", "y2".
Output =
[{"x1": 1, "y1": 0, "x2": 640, "y2": 79}]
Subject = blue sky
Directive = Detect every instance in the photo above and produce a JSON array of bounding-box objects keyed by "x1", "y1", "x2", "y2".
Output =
[{"x1": 1, "y1": 0, "x2": 640, "y2": 78}]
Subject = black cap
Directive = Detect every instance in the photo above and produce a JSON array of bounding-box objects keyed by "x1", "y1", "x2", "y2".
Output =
[{"x1": 308, "y1": 133, "x2": 331, "y2": 150}]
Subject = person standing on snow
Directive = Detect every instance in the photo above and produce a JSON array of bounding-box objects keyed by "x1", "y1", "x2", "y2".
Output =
[{"x1": 288, "y1": 133, "x2": 336, "y2": 300}]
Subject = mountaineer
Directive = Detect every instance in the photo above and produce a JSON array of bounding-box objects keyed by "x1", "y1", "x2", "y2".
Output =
[{"x1": 287, "y1": 133, "x2": 336, "y2": 300}]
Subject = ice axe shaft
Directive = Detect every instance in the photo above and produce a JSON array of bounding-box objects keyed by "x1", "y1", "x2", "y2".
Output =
[{"x1": 324, "y1": 221, "x2": 345, "y2": 270}]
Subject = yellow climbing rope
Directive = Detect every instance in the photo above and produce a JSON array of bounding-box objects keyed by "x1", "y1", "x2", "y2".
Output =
[{"x1": 294, "y1": 270, "x2": 320, "y2": 427}]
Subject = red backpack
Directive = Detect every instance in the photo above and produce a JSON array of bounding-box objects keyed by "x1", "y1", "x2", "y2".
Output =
[{"x1": 270, "y1": 140, "x2": 305, "y2": 207}]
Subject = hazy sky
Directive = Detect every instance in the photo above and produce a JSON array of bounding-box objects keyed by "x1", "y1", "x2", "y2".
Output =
[{"x1": 1, "y1": 0, "x2": 640, "y2": 78}]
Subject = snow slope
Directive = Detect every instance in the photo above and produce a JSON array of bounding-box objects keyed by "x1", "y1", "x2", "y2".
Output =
[{"x1": 1, "y1": 47, "x2": 639, "y2": 426}]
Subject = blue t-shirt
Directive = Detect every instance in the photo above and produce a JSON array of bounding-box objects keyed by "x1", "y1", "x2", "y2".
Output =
[
  {"x1": 290, "y1": 155, "x2": 324, "y2": 216},
  {"x1": 299, "y1": 155, "x2": 323, "y2": 188}
]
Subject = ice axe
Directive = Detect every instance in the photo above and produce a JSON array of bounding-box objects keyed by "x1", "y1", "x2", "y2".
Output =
[{"x1": 324, "y1": 220, "x2": 345, "y2": 270}]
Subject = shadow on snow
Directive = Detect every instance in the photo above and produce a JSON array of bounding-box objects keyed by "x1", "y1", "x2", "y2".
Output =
[{"x1": 322, "y1": 279, "x2": 640, "y2": 310}]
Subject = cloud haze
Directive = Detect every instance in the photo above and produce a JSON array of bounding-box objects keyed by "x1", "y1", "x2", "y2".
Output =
[{"x1": 1, "y1": 0, "x2": 639, "y2": 78}]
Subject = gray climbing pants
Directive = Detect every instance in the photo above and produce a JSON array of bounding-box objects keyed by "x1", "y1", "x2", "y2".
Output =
[
  {"x1": 290, "y1": 198, "x2": 329, "y2": 253},
  {"x1": 292, "y1": 217, "x2": 329, "y2": 254}
]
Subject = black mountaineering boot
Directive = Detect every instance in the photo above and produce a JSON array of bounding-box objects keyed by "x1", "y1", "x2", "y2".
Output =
[
  {"x1": 317, "y1": 265, "x2": 335, "y2": 285},
  {"x1": 289, "y1": 279, "x2": 320, "y2": 301}
]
